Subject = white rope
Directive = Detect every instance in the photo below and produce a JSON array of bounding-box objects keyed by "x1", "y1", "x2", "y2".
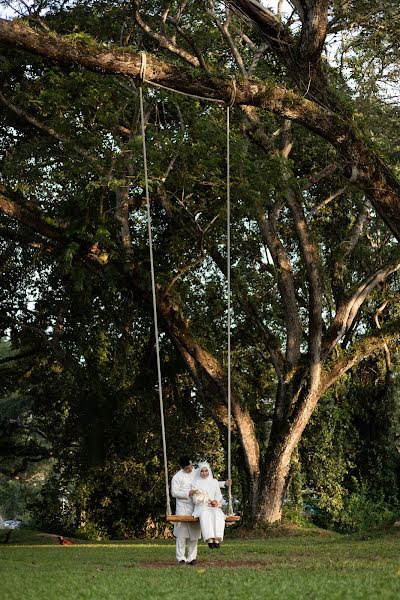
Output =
[
  {"x1": 142, "y1": 78, "x2": 226, "y2": 104},
  {"x1": 228, "y1": 78, "x2": 237, "y2": 108},
  {"x1": 139, "y1": 64, "x2": 172, "y2": 517},
  {"x1": 138, "y1": 54, "x2": 234, "y2": 105},
  {"x1": 226, "y1": 105, "x2": 234, "y2": 516}
]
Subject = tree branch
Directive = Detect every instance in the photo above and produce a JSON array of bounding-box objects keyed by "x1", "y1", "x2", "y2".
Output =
[
  {"x1": 281, "y1": 122, "x2": 322, "y2": 387},
  {"x1": 207, "y1": 1, "x2": 248, "y2": 77},
  {"x1": 132, "y1": 0, "x2": 200, "y2": 67},
  {"x1": 319, "y1": 330, "x2": 399, "y2": 396},
  {"x1": 1, "y1": 18, "x2": 400, "y2": 242},
  {"x1": 255, "y1": 201, "x2": 302, "y2": 371},
  {"x1": 309, "y1": 186, "x2": 347, "y2": 216},
  {"x1": 296, "y1": 0, "x2": 329, "y2": 67},
  {"x1": 0, "y1": 347, "x2": 44, "y2": 364},
  {"x1": 323, "y1": 261, "x2": 400, "y2": 354},
  {"x1": 0, "y1": 224, "x2": 56, "y2": 251},
  {"x1": 374, "y1": 299, "x2": 392, "y2": 378},
  {"x1": 0, "y1": 90, "x2": 99, "y2": 167},
  {"x1": 0, "y1": 185, "x2": 66, "y2": 240}
]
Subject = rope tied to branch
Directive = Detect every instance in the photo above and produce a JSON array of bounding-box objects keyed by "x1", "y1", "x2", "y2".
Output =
[
  {"x1": 139, "y1": 51, "x2": 147, "y2": 84},
  {"x1": 227, "y1": 78, "x2": 237, "y2": 108}
]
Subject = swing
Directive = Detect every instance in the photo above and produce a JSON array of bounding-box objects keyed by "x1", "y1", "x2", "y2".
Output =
[
  {"x1": 139, "y1": 56, "x2": 240, "y2": 524},
  {"x1": 165, "y1": 515, "x2": 241, "y2": 523}
]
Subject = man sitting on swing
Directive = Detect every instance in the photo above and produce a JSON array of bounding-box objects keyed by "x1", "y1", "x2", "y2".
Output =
[{"x1": 171, "y1": 456, "x2": 231, "y2": 566}]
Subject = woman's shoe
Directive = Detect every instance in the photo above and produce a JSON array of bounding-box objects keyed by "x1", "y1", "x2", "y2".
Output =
[
  {"x1": 213, "y1": 542, "x2": 220, "y2": 549},
  {"x1": 208, "y1": 542, "x2": 214, "y2": 549}
]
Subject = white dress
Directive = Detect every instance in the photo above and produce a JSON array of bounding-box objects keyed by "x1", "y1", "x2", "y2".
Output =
[{"x1": 192, "y1": 475, "x2": 226, "y2": 542}]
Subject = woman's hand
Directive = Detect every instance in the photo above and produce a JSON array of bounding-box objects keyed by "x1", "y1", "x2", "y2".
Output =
[{"x1": 209, "y1": 500, "x2": 218, "y2": 507}]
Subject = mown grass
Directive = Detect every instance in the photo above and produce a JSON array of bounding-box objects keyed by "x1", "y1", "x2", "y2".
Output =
[{"x1": 2, "y1": 527, "x2": 400, "y2": 599}]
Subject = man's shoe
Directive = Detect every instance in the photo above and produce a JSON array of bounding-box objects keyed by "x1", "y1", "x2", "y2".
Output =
[
  {"x1": 188, "y1": 560, "x2": 197, "y2": 566},
  {"x1": 213, "y1": 542, "x2": 220, "y2": 549},
  {"x1": 208, "y1": 542, "x2": 214, "y2": 549},
  {"x1": 178, "y1": 560, "x2": 186, "y2": 565}
]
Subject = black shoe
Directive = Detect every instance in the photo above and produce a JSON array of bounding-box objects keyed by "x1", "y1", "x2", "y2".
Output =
[
  {"x1": 178, "y1": 560, "x2": 186, "y2": 565},
  {"x1": 213, "y1": 542, "x2": 220, "y2": 549},
  {"x1": 188, "y1": 560, "x2": 197, "y2": 566},
  {"x1": 208, "y1": 542, "x2": 214, "y2": 549}
]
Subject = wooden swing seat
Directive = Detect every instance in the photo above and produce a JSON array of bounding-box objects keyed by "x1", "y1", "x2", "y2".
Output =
[{"x1": 166, "y1": 515, "x2": 241, "y2": 523}]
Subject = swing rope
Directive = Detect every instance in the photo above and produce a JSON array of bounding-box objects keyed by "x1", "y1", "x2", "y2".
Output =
[
  {"x1": 139, "y1": 56, "x2": 171, "y2": 517},
  {"x1": 139, "y1": 53, "x2": 236, "y2": 518},
  {"x1": 226, "y1": 104, "x2": 234, "y2": 516}
]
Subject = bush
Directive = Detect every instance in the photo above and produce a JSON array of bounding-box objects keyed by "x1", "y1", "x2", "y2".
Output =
[
  {"x1": 310, "y1": 479, "x2": 399, "y2": 533},
  {"x1": 334, "y1": 483, "x2": 399, "y2": 533},
  {"x1": 76, "y1": 519, "x2": 108, "y2": 541}
]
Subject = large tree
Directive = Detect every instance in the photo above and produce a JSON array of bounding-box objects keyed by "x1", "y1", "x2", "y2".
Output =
[{"x1": 1, "y1": 1, "x2": 400, "y2": 524}]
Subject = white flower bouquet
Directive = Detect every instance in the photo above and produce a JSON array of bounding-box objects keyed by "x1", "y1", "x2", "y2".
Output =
[{"x1": 192, "y1": 490, "x2": 210, "y2": 506}]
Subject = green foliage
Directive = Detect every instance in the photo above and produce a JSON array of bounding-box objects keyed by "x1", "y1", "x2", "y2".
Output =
[
  {"x1": 335, "y1": 481, "x2": 399, "y2": 534},
  {"x1": 28, "y1": 474, "x2": 76, "y2": 535},
  {"x1": 62, "y1": 242, "x2": 81, "y2": 267},
  {"x1": 0, "y1": 477, "x2": 42, "y2": 521},
  {"x1": 301, "y1": 390, "x2": 356, "y2": 522},
  {"x1": 301, "y1": 358, "x2": 400, "y2": 533}
]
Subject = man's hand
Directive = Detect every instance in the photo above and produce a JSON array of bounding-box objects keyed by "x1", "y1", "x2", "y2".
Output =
[{"x1": 225, "y1": 479, "x2": 232, "y2": 486}]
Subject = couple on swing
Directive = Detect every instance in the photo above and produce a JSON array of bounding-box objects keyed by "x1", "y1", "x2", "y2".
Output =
[{"x1": 171, "y1": 455, "x2": 231, "y2": 565}]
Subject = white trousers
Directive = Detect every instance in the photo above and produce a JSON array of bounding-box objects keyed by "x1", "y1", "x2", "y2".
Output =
[
  {"x1": 176, "y1": 537, "x2": 198, "y2": 563},
  {"x1": 198, "y1": 508, "x2": 225, "y2": 542}
]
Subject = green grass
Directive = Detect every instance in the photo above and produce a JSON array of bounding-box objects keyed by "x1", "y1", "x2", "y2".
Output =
[{"x1": 2, "y1": 527, "x2": 400, "y2": 599}]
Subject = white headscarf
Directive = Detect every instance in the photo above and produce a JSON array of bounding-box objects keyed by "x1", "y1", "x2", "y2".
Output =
[
  {"x1": 197, "y1": 462, "x2": 213, "y2": 477},
  {"x1": 194, "y1": 462, "x2": 216, "y2": 495}
]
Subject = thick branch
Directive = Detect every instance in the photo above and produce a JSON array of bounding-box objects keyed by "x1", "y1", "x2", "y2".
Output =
[
  {"x1": 225, "y1": 0, "x2": 329, "y2": 100},
  {"x1": 319, "y1": 332, "x2": 398, "y2": 396},
  {"x1": 156, "y1": 286, "x2": 261, "y2": 489},
  {"x1": 1, "y1": 18, "x2": 400, "y2": 241},
  {"x1": 275, "y1": 330, "x2": 393, "y2": 474},
  {"x1": 323, "y1": 261, "x2": 400, "y2": 354},
  {"x1": 0, "y1": 186, "x2": 65, "y2": 240},
  {"x1": 296, "y1": 1, "x2": 329, "y2": 66},
  {"x1": 255, "y1": 202, "x2": 301, "y2": 370},
  {"x1": 281, "y1": 122, "x2": 322, "y2": 384}
]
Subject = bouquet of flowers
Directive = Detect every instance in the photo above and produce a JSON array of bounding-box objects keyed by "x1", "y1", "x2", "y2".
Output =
[{"x1": 192, "y1": 489, "x2": 210, "y2": 506}]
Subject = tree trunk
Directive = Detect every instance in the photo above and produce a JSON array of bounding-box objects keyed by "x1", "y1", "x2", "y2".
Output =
[
  {"x1": 256, "y1": 456, "x2": 291, "y2": 523},
  {"x1": 257, "y1": 385, "x2": 322, "y2": 523}
]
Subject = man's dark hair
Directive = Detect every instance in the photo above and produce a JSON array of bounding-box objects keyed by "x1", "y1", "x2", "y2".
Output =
[{"x1": 179, "y1": 455, "x2": 192, "y2": 468}]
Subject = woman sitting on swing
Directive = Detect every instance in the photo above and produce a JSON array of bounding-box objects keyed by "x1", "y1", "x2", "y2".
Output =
[{"x1": 191, "y1": 462, "x2": 226, "y2": 549}]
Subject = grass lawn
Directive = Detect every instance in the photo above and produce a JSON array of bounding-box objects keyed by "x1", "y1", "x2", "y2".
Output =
[{"x1": 2, "y1": 527, "x2": 400, "y2": 599}]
